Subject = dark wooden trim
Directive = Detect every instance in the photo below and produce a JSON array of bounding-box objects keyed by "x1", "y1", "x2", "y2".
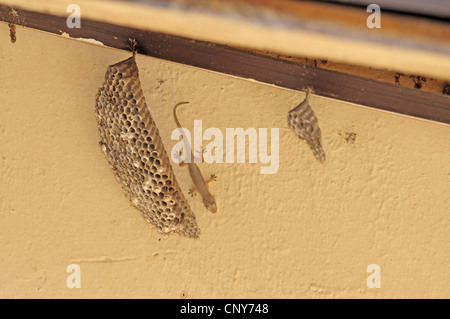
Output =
[{"x1": 1, "y1": 4, "x2": 449, "y2": 124}]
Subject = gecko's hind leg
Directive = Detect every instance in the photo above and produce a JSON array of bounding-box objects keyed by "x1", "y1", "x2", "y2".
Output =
[
  {"x1": 172, "y1": 149, "x2": 183, "y2": 164},
  {"x1": 172, "y1": 149, "x2": 190, "y2": 167},
  {"x1": 188, "y1": 186, "x2": 198, "y2": 197}
]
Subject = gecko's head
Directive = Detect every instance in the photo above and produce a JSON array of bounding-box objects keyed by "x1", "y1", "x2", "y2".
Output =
[{"x1": 203, "y1": 197, "x2": 217, "y2": 214}]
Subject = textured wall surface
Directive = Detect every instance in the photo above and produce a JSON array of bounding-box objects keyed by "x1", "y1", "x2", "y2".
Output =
[{"x1": 0, "y1": 24, "x2": 449, "y2": 298}]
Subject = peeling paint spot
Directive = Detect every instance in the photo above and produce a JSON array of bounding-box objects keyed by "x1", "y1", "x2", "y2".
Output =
[
  {"x1": 60, "y1": 32, "x2": 104, "y2": 46},
  {"x1": 76, "y1": 37, "x2": 104, "y2": 46},
  {"x1": 8, "y1": 23, "x2": 16, "y2": 43},
  {"x1": 410, "y1": 75, "x2": 427, "y2": 89},
  {"x1": 339, "y1": 131, "x2": 357, "y2": 144},
  {"x1": 443, "y1": 84, "x2": 450, "y2": 95},
  {"x1": 394, "y1": 72, "x2": 404, "y2": 85}
]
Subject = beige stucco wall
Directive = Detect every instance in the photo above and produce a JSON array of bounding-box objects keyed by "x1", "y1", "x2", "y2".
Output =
[{"x1": 0, "y1": 24, "x2": 449, "y2": 298}]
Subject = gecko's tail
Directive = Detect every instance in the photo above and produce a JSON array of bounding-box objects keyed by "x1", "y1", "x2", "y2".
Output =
[{"x1": 173, "y1": 101, "x2": 190, "y2": 128}]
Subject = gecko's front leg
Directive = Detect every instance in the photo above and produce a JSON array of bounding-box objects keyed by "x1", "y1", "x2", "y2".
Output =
[{"x1": 206, "y1": 173, "x2": 217, "y2": 184}]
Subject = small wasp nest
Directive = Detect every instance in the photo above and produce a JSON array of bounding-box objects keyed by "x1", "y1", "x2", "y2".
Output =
[
  {"x1": 95, "y1": 55, "x2": 200, "y2": 238},
  {"x1": 287, "y1": 89, "x2": 325, "y2": 162}
]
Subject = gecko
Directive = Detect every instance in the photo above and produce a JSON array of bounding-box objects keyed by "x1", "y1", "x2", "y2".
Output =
[{"x1": 173, "y1": 102, "x2": 218, "y2": 214}]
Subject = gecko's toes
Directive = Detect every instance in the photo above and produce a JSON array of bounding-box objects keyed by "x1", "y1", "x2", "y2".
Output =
[{"x1": 188, "y1": 188, "x2": 196, "y2": 197}]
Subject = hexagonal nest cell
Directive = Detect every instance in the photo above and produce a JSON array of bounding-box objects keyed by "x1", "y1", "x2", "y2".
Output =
[{"x1": 95, "y1": 55, "x2": 200, "y2": 238}]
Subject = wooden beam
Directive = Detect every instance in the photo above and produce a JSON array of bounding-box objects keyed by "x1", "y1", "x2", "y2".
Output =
[{"x1": 1, "y1": 4, "x2": 449, "y2": 124}]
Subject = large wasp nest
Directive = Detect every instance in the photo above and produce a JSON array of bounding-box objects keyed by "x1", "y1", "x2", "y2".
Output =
[
  {"x1": 95, "y1": 55, "x2": 200, "y2": 238},
  {"x1": 287, "y1": 89, "x2": 326, "y2": 162}
]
